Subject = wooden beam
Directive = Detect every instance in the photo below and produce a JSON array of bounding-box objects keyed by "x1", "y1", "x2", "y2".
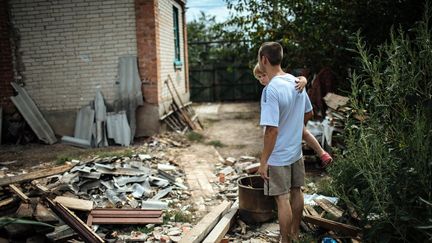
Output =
[
  {"x1": 0, "y1": 164, "x2": 73, "y2": 187},
  {"x1": 31, "y1": 180, "x2": 50, "y2": 194},
  {"x1": 8, "y1": 184, "x2": 29, "y2": 203},
  {"x1": 0, "y1": 197, "x2": 15, "y2": 207},
  {"x1": 90, "y1": 217, "x2": 163, "y2": 225},
  {"x1": 90, "y1": 209, "x2": 162, "y2": 217},
  {"x1": 203, "y1": 200, "x2": 239, "y2": 243},
  {"x1": 164, "y1": 79, "x2": 196, "y2": 130},
  {"x1": 54, "y1": 196, "x2": 93, "y2": 212},
  {"x1": 314, "y1": 199, "x2": 343, "y2": 219},
  {"x1": 45, "y1": 198, "x2": 104, "y2": 243},
  {"x1": 179, "y1": 201, "x2": 232, "y2": 243},
  {"x1": 304, "y1": 205, "x2": 320, "y2": 217},
  {"x1": 303, "y1": 215, "x2": 361, "y2": 237}
]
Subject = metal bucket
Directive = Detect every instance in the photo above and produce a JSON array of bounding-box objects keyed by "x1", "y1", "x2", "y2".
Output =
[{"x1": 238, "y1": 175, "x2": 276, "y2": 224}]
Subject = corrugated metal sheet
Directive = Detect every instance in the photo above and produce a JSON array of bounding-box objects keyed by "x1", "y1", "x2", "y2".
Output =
[
  {"x1": 106, "y1": 111, "x2": 131, "y2": 146},
  {"x1": 94, "y1": 89, "x2": 107, "y2": 147},
  {"x1": 115, "y1": 56, "x2": 143, "y2": 142},
  {"x1": 74, "y1": 105, "x2": 94, "y2": 141},
  {"x1": 10, "y1": 82, "x2": 57, "y2": 144},
  {"x1": 61, "y1": 136, "x2": 91, "y2": 148}
]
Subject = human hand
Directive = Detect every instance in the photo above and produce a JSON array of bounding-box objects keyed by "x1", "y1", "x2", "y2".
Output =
[
  {"x1": 295, "y1": 76, "x2": 307, "y2": 92},
  {"x1": 258, "y1": 163, "x2": 269, "y2": 181}
]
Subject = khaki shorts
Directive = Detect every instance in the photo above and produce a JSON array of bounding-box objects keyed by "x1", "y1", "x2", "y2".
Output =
[{"x1": 264, "y1": 158, "x2": 305, "y2": 196}]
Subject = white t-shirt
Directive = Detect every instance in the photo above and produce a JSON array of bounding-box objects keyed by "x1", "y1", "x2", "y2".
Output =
[{"x1": 260, "y1": 73, "x2": 313, "y2": 166}]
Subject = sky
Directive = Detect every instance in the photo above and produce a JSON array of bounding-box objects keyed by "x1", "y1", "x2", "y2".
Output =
[{"x1": 185, "y1": 0, "x2": 230, "y2": 23}]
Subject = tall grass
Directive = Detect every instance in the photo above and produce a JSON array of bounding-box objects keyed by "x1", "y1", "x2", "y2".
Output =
[{"x1": 328, "y1": 6, "x2": 432, "y2": 242}]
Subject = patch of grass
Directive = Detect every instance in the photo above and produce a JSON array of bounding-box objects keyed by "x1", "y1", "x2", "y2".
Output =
[
  {"x1": 315, "y1": 176, "x2": 333, "y2": 196},
  {"x1": 206, "y1": 140, "x2": 226, "y2": 147},
  {"x1": 232, "y1": 144, "x2": 247, "y2": 149},
  {"x1": 93, "y1": 149, "x2": 134, "y2": 158},
  {"x1": 163, "y1": 209, "x2": 193, "y2": 223},
  {"x1": 186, "y1": 132, "x2": 204, "y2": 142},
  {"x1": 56, "y1": 155, "x2": 72, "y2": 165},
  {"x1": 135, "y1": 225, "x2": 154, "y2": 234},
  {"x1": 299, "y1": 232, "x2": 318, "y2": 243}
]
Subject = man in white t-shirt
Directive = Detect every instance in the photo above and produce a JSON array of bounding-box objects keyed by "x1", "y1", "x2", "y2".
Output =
[{"x1": 257, "y1": 42, "x2": 312, "y2": 242}]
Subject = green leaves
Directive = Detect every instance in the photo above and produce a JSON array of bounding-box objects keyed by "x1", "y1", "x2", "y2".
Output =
[{"x1": 328, "y1": 4, "x2": 432, "y2": 242}]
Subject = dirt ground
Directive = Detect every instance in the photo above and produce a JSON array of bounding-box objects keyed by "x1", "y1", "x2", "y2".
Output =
[
  {"x1": 197, "y1": 102, "x2": 263, "y2": 158},
  {"x1": 0, "y1": 102, "x2": 262, "y2": 169}
]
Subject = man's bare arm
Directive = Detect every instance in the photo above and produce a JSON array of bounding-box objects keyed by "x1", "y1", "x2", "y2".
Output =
[
  {"x1": 304, "y1": 111, "x2": 313, "y2": 125},
  {"x1": 259, "y1": 126, "x2": 278, "y2": 180}
]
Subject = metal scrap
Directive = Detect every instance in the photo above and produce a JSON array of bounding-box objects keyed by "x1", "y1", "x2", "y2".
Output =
[
  {"x1": 114, "y1": 56, "x2": 144, "y2": 142},
  {"x1": 61, "y1": 136, "x2": 91, "y2": 148},
  {"x1": 94, "y1": 89, "x2": 108, "y2": 147},
  {"x1": 106, "y1": 111, "x2": 131, "y2": 146},
  {"x1": 74, "y1": 105, "x2": 94, "y2": 142},
  {"x1": 10, "y1": 82, "x2": 57, "y2": 144}
]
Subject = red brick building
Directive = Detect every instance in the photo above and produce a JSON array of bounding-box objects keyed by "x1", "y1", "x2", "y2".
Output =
[{"x1": 0, "y1": 0, "x2": 189, "y2": 137}]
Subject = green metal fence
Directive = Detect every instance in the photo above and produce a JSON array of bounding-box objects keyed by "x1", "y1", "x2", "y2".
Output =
[{"x1": 189, "y1": 63, "x2": 262, "y2": 102}]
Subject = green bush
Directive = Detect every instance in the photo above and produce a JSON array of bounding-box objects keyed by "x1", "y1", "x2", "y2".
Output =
[{"x1": 328, "y1": 6, "x2": 432, "y2": 242}]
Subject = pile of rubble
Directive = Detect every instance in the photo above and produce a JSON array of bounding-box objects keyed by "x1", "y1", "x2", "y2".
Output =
[
  {"x1": 195, "y1": 153, "x2": 362, "y2": 242},
  {"x1": 0, "y1": 134, "x2": 197, "y2": 242}
]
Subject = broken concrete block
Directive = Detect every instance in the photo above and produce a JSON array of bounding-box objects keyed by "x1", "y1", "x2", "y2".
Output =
[
  {"x1": 224, "y1": 157, "x2": 236, "y2": 166},
  {"x1": 34, "y1": 203, "x2": 58, "y2": 223},
  {"x1": 142, "y1": 200, "x2": 168, "y2": 210},
  {"x1": 240, "y1": 156, "x2": 257, "y2": 161},
  {"x1": 219, "y1": 166, "x2": 235, "y2": 176},
  {"x1": 15, "y1": 203, "x2": 34, "y2": 218},
  {"x1": 245, "y1": 163, "x2": 260, "y2": 174},
  {"x1": 138, "y1": 154, "x2": 152, "y2": 161},
  {"x1": 157, "y1": 164, "x2": 176, "y2": 171}
]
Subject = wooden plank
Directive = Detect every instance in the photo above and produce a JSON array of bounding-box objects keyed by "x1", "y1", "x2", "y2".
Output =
[
  {"x1": 303, "y1": 215, "x2": 361, "y2": 237},
  {"x1": 203, "y1": 200, "x2": 239, "y2": 243},
  {"x1": 54, "y1": 196, "x2": 93, "y2": 212},
  {"x1": 304, "y1": 205, "x2": 320, "y2": 217},
  {"x1": 46, "y1": 199, "x2": 104, "y2": 243},
  {"x1": 90, "y1": 216, "x2": 163, "y2": 225},
  {"x1": 314, "y1": 199, "x2": 343, "y2": 219},
  {"x1": 180, "y1": 201, "x2": 232, "y2": 243},
  {"x1": 0, "y1": 164, "x2": 73, "y2": 187},
  {"x1": 0, "y1": 197, "x2": 15, "y2": 207},
  {"x1": 8, "y1": 184, "x2": 29, "y2": 203},
  {"x1": 91, "y1": 209, "x2": 161, "y2": 217},
  {"x1": 302, "y1": 208, "x2": 317, "y2": 231},
  {"x1": 31, "y1": 180, "x2": 50, "y2": 193},
  {"x1": 165, "y1": 79, "x2": 197, "y2": 130}
]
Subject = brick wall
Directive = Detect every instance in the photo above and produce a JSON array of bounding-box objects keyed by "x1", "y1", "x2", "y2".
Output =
[
  {"x1": 135, "y1": 0, "x2": 160, "y2": 104},
  {"x1": 158, "y1": 0, "x2": 187, "y2": 102},
  {"x1": 0, "y1": 0, "x2": 14, "y2": 113},
  {"x1": 9, "y1": 0, "x2": 137, "y2": 111}
]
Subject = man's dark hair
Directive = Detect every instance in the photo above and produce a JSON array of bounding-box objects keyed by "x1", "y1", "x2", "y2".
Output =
[{"x1": 258, "y1": 42, "x2": 283, "y2": 66}]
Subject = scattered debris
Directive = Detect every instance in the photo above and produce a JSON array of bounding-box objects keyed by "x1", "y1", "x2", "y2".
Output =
[
  {"x1": 0, "y1": 164, "x2": 73, "y2": 186},
  {"x1": 203, "y1": 200, "x2": 239, "y2": 243},
  {"x1": 45, "y1": 198, "x2": 105, "y2": 243},
  {"x1": 180, "y1": 201, "x2": 232, "y2": 243},
  {"x1": 161, "y1": 75, "x2": 203, "y2": 134}
]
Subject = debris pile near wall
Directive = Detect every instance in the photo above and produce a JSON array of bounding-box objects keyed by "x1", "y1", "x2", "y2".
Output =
[{"x1": 0, "y1": 134, "x2": 199, "y2": 242}]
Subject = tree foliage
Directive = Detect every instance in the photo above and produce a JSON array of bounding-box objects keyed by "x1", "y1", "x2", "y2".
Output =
[{"x1": 188, "y1": 0, "x2": 424, "y2": 81}]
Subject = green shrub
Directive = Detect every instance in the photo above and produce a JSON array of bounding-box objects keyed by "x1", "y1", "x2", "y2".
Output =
[
  {"x1": 186, "y1": 131, "x2": 205, "y2": 142},
  {"x1": 328, "y1": 6, "x2": 432, "y2": 242},
  {"x1": 206, "y1": 140, "x2": 226, "y2": 147}
]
